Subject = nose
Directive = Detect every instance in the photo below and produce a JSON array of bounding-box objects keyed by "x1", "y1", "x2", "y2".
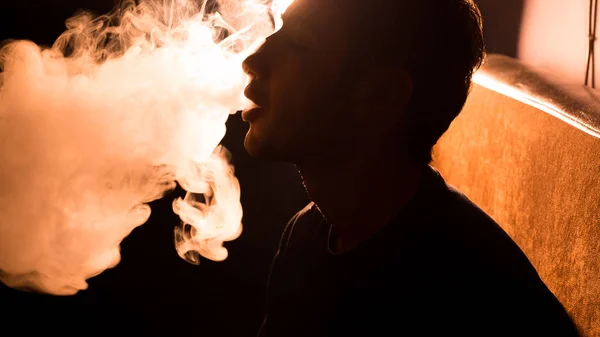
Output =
[
  {"x1": 242, "y1": 42, "x2": 269, "y2": 81},
  {"x1": 242, "y1": 54, "x2": 257, "y2": 80}
]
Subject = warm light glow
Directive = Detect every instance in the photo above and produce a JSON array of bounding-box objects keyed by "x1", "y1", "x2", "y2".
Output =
[
  {"x1": 271, "y1": 0, "x2": 294, "y2": 30},
  {"x1": 272, "y1": 0, "x2": 294, "y2": 15},
  {"x1": 0, "y1": 0, "x2": 280, "y2": 295},
  {"x1": 473, "y1": 71, "x2": 600, "y2": 139}
]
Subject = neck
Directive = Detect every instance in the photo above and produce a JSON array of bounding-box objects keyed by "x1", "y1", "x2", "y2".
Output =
[{"x1": 295, "y1": 148, "x2": 424, "y2": 254}]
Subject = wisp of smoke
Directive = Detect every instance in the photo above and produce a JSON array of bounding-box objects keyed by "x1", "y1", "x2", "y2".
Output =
[{"x1": 0, "y1": 0, "x2": 280, "y2": 295}]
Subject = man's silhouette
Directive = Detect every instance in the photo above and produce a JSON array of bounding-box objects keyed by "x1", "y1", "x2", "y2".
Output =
[{"x1": 241, "y1": 0, "x2": 580, "y2": 336}]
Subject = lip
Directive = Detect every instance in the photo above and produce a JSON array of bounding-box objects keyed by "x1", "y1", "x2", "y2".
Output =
[{"x1": 241, "y1": 106, "x2": 265, "y2": 122}]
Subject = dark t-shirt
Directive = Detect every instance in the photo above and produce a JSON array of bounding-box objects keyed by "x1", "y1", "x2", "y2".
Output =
[{"x1": 258, "y1": 166, "x2": 579, "y2": 337}]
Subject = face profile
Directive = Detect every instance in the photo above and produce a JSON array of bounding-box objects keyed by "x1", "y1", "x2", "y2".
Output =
[{"x1": 241, "y1": 0, "x2": 409, "y2": 165}]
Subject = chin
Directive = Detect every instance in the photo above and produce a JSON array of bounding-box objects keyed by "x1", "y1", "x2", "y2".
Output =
[
  {"x1": 244, "y1": 131, "x2": 273, "y2": 159},
  {"x1": 243, "y1": 131, "x2": 293, "y2": 162}
]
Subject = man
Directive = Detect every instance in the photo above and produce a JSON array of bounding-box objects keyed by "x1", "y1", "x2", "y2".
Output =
[{"x1": 241, "y1": 0, "x2": 580, "y2": 336}]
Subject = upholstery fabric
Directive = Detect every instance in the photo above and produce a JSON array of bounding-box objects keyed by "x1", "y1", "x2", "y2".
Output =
[{"x1": 433, "y1": 54, "x2": 600, "y2": 337}]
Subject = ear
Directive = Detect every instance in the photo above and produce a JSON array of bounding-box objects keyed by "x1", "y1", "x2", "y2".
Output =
[{"x1": 354, "y1": 66, "x2": 413, "y2": 123}]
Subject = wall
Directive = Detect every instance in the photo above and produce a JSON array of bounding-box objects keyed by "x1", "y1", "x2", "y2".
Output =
[
  {"x1": 477, "y1": 0, "x2": 593, "y2": 85},
  {"x1": 518, "y1": 0, "x2": 591, "y2": 84}
]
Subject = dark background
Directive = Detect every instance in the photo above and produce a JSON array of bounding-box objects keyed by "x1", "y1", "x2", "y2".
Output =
[{"x1": 0, "y1": 1, "x2": 525, "y2": 336}]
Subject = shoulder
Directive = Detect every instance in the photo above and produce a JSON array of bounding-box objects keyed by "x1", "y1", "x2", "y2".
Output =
[
  {"x1": 411, "y1": 168, "x2": 531, "y2": 269},
  {"x1": 420, "y1": 174, "x2": 544, "y2": 295},
  {"x1": 422, "y1": 168, "x2": 539, "y2": 278},
  {"x1": 415, "y1": 169, "x2": 579, "y2": 335}
]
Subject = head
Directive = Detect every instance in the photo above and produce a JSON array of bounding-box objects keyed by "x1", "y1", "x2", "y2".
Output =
[{"x1": 241, "y1": 0, "x2": 485, "y2": 166}]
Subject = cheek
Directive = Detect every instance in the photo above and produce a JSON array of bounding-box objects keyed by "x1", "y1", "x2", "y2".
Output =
[
  {"x1": 269, "y1": 71, "x2": 336, "y2": 119},
  {"x1": 269, "y1": 51, "x2": 341, "y2": 103},
  {"x1": 270, "y1": 62, "x2": 309, "y2": 105},
  {"x1": 266, "y1": 52, "x2": 349, "y2": 132},
  {"x1": 267, "y1": 78, "x2": 314, "y2": 131}
]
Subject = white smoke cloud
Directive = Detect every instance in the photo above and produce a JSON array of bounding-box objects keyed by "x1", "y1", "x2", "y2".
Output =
[{"x1": 0, "y1": 0, "x2": 280, "y2": 295}]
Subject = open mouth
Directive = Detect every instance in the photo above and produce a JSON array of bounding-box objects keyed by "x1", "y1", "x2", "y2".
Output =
[{"x1": 241, "y1": 103, "x2": 265, "y2": 122}]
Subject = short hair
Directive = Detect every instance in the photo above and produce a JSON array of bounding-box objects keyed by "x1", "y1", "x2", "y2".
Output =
[{"x1": 346, "y1": 0, "x2": 485, "y2": 164}]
